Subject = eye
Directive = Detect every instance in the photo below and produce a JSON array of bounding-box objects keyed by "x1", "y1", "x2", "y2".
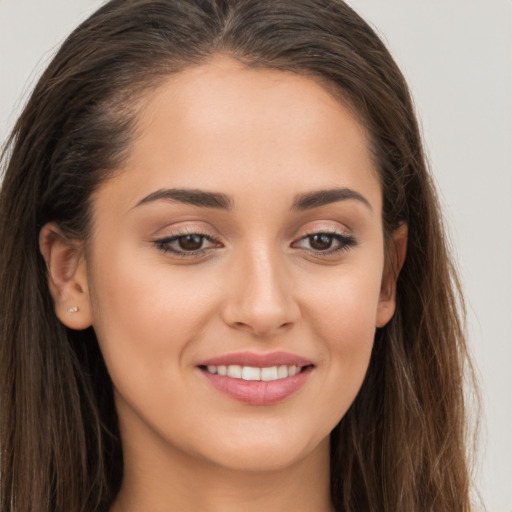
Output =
[
  {"x1": 153, "y1": 232, "x2": 220, "y2": 257},
  {"x1": 308, "y1": 233, "x2": 336, "y2": 251},
  {"x1": 175, "y1": 234, "x2": 206, "y2": 251},
  {"x1": 293, "y1": 231, "x2": 357, "y2": 255}
]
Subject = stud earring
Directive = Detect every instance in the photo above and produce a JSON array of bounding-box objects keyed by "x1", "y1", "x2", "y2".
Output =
[{"x1": 66, "y1": 306, "x2": 79, "y2": 314}]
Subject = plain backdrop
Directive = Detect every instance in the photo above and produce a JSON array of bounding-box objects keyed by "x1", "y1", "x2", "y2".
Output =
[{"x1": 1, "y1": 1, "x2": 511, "y2": 511}]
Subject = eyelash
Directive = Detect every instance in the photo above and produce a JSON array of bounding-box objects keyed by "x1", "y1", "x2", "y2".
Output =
[
  {"x1": 292, "y1": 231, "x2": 357, "y2": 257},
  {"x1": 153, "y1": 231, "x2": 218, "y2": 258},
  {"x1": 153, "y1": 230, "x2": 357, "y2": 258}
]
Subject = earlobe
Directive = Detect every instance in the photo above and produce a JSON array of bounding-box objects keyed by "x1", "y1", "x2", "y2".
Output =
[
  {"x1": 376, "y1": 223, "x2": 408, "y2": 328},
  {"x1": 39, "y1": 223, "x2": 93, "y2": 330}
]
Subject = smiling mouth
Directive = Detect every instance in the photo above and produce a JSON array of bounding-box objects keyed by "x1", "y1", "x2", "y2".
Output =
[
  {"x1": 198, "y1": 361, "x2": 314, "y2": 405},
  {"x1": 199, "y1": 364, "x2": 313, "y2": 382}
]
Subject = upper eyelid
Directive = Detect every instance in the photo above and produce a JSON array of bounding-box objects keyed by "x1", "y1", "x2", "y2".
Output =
[
  {"x1": 153, "y1": 224, "x2": 219, "y2": 241},
  {"x1": 154, "y1": 227, "x2": 349, "y2": 241},
  {"x1": 161, "y1": 230, "x2": 213, "y2": 239},
  {"x1": 299, "y1": 227, "x2": 349, "y2": 237},
  {"x1": 151, "y1": 215, "x2": 352, "y2": 234},
  {"x1": 293, "y1": 216, "x2": 353, "y2": 234},
  {"x1": 295, "y1": 225, "x2": 354, "y2": 242}
]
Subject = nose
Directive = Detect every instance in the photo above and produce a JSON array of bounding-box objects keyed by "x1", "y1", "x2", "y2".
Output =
[{"x1": 220, "y1": 245, "x2": 300, "y2": 337}]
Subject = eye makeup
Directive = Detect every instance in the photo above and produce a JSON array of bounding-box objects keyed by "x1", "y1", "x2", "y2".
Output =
[
  {"x1": 153, "y1": 230, "x2": 221, "y2": 258},
  {"x1": 292, "y1": 230, "x2": 357, "y2": 257},
  {"x1": 152, "y1": 227, "x2": 357, "y2": 260}
]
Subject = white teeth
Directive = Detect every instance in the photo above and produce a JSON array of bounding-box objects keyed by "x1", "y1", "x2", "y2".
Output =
[
  {"x1": 277, "y1": 365, "x2": 288, "y2": 379},
  {"x1": 242, "y1": 366, "x2": 261, "y2": 381},
  {"x1": 227, "y1": 365, "x2": 242, "y2": 378},
  {"x1": 205, "y1": 364, "x2": 302, "y2": 381},
  {"x1": 261, "y1": 366, "x2": 278, "y2": 381}
]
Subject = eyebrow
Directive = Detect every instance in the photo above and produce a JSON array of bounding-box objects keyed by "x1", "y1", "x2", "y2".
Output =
[
  {"x1": 134, "y1": 188, "x2": 234, "y2": 210},
  {"x1": 134, "y1": 187, "x2": 371, "y2": 211},
  {"x1": 292, "y1": 188, "x2": 372, "y2": 211}
]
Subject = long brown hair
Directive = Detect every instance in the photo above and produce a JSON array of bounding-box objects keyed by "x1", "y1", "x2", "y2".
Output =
[{"x1": 0, "y1": 1, "x2": 476, "y2": 510}]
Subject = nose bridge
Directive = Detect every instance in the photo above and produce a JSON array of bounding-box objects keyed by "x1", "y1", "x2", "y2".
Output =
[{"x1": 222, "y1": 239, "x2": 299, "y2": 336}]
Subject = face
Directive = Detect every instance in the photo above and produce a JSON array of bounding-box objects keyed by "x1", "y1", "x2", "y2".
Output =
[{"x1": 65, "y1": 57, "x2": 399, "y2": 473}]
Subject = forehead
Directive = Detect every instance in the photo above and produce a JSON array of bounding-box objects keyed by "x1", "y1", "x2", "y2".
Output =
[{"x1": 97, "y1": 56, "x2": 381, "y2": 215}]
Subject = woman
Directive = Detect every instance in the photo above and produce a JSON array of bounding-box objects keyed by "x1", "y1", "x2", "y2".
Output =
[{"x1": 0, "y1": 0, "x2": 475, "y2": 511}]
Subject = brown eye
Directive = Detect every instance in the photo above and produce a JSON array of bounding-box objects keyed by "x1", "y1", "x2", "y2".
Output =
[
  {"x1": 292, "y1": 230, "x2": 357, "y2": 256},
  {"x1": 308, "y1": 234, "x2": 334, "y2": 251},
  {"x1": 154, "y1": 232, "x2": 218, "y2": 257},
  {"x1": 178, "y1": 234, "x2": 204, "y2": 251}
]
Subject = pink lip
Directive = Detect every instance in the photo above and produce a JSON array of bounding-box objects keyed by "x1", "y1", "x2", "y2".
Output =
[
  {"x1": 197, "y1": 351, "x2": 314, "y2": 405},
  {"x1": 198, "y1": 351, "x2": 313, "y2": 368}
]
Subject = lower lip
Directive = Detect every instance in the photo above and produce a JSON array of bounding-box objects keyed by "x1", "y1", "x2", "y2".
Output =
[{"x1": 200, "y1": 367, "x2": 313, "y2": 405}]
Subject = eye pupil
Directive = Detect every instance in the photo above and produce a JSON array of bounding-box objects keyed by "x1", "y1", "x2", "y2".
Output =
[
  {"x1": 178, "y1": 234, "x2": 204, "y2": 250},
  {"x1": 309, "y1": 234, "x2": 333, "y2": 250}
]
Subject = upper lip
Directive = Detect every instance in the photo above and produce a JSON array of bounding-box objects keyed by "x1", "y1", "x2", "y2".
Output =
[{"x1": 197, "y1": 351, "x2": 313, "y2": 368}]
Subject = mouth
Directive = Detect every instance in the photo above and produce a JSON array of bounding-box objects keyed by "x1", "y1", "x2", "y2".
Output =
[
  {"x1": 199, "y1": 363, "x2": 312, "y2": 381},
  {"x1": 197, "y1": 351, "x2": 315, "y2": 405}
]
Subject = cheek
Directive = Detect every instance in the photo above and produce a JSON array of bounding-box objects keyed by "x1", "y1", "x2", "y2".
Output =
[
  {"x1": 300, "y1": 263, "x2": 382, "y2": 414},
  {"x1": 87, "y1": 253, "x2": 225, "y2": 448},
  {"x1": 304, "y1": 259, "x2": 382, "y2": 343},
  {"x1": 87, "y1": 239, "x2": 228, "y2": 382}
]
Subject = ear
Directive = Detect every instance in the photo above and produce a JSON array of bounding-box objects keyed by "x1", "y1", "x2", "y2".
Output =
[
  {"x1": 376, "y1": 223, "x2": 408, "y2": 328},
  {"x1": 39, "y1": 223, "x2": 93, "y2": 330}
]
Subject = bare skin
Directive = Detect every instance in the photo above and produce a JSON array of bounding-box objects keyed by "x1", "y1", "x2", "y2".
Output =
[{"x1": 40, "y1": 56, "x2": 406, "y2": 512}]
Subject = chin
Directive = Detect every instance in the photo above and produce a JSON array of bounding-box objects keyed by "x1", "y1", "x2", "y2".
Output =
[{"x1": 192, "y1": 426, "x2": 330, "y2": 474}]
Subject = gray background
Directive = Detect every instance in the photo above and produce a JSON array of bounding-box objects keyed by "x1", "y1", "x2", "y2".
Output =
[{"x1": 1, "y1": 1, "x2": 511, "y2": 510}]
